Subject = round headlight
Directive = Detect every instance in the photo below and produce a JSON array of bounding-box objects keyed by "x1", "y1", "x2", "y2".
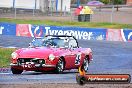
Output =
[
  {"x1": 49, "y1": 54, "x2": 55, "y2": 61},
  {"x1": 11, "y1": 52, "x2": 18, "y2": 59}
]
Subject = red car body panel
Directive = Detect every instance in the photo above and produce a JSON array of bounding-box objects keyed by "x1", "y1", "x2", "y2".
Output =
[
  {"x1": 11, "y1": 47, "x2": 92, "y2": 70},
  {"x1": 10, "y1": 35, "x2": 93, "y2": 73}
]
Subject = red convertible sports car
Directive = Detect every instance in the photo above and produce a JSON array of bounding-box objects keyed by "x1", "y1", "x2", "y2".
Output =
[{"x1": 10, "y1": 35, "x2": 93, "y2": 74}]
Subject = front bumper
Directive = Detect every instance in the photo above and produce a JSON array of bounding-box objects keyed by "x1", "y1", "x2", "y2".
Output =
[
  {"x1": 35, "y1": 64, "x2": 56, "y2": 67},
  {"x1": 10, "y1": 63, "x2": 56, "y2": 68}
]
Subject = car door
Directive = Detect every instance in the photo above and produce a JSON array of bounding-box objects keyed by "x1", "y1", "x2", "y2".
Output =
[
  {"x1": 63, "y1": 48, "x2": 76, "y2": 69},
  {"x1": 71, "y1": 48, "x2": 85, "y2": 68},
  {"x1": 64, "y1": 48, "x2": 82, "y2": 69}
]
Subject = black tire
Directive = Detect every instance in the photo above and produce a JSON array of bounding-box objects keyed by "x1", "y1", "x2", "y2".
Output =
[
  {"x1": 11, "y1": 67, "x2": 23, "y2": 74},
  {"x1": 55, "y1": 58, "x2": 64, "y2": 74},
  {"x1": 82, "y1": 57, "x2": 89, "y2": 72}
]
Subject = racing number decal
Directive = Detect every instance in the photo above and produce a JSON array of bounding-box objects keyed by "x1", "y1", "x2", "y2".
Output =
[{"x1": 75, "y1": 53, "x2": 81, "y2": 65}]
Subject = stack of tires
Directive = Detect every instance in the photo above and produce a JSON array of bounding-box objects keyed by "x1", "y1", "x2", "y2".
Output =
[{"x1": 78, "y1": 14, "x2": 90, "y2": 22}]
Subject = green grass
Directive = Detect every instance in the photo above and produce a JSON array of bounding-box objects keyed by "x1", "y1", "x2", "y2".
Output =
[
  {"x1": 0, "y1": 48, "x2": 16, "y2": 67},
  {"x1": 0, "y1": 18, "x2": 132, "y2": 29}
]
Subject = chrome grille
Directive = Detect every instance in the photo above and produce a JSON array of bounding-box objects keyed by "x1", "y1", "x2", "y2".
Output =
[{"x1": 18, "y1": 58, "x2": 45, "y2": 64}]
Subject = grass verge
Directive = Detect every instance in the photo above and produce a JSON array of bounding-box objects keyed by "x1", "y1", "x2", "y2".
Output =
[
  {"x1": 0, "y1": 18, "x2": 132, "y2": 29},
  {"x1": 0, "y1": 48, "x2": 16, "y2": 67}
]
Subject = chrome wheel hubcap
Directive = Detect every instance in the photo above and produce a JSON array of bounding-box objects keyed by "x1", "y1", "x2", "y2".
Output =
[
  {"x1": 84, "y1": 59, "x2": 89, "y2": 72},
  {"x1": 58, "y1": 60, "x2": 64, "y2": 72}
]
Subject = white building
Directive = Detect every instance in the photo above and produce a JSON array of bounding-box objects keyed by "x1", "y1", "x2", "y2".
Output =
[{"x1": 0, "y1": 0, "x2": 71, "y2": 12}]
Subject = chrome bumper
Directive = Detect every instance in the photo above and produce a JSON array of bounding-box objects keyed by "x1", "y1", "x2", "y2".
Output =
[
  {"x1": 10, "y1": 63, "x2": 18, "y2": 66},
  {"x1": 10, "y1": 63, "x2": 56, "y2": 68},
  {"x1": 35, "y1": 64, "x2": 56, "y2": 67}
]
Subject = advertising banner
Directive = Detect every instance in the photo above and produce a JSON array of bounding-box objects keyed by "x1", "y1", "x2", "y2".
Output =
[
  {"x1": 16, "y1": 24, "x2": 44, "y2": 37},
  {"x1": 0, "y1": 22, "x2": 16, "y2": 35},
  {"x1": 44, "y1": 26, "x2": 106, "y2": 40},
  {"x1": 121, "y1": 29, "x2": 132, "y2": 42},
  {"x1": 15, "y1": 24, "x2": 107, "y2": 40},
  {"x1": 0, "y1": 22, "x2": 132, "y2": 42},
  {"x1": 106, "y1": 29, "x2": 123, "y2": 41}
]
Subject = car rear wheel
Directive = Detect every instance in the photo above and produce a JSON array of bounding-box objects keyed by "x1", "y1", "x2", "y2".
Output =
[
  {"x1": 83, "y1": 57, "x2": 89, "y2": 72},
  {"x1": 11, "y1": 67, "x2": 23, "y2": 74},
  {"x1": 55, "y1": 58, "x2": 64, "y2": 74}
]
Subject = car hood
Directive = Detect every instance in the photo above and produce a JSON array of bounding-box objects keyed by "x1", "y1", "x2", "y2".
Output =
[{"x1": 17, "y1": 47, "x2": 59, "y2": 59}]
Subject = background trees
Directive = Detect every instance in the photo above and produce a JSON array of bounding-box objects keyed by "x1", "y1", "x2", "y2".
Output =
[
  {"x1": 99, "y1": 0, "x2": 110, "y2": 4},
  {"x1": 111, "y1": 0, "x2": 123, "y2": 11}
]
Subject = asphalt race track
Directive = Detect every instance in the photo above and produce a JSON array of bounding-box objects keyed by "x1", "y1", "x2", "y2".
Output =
[{"x1": 0, "y1": 35, "x2": 132, "y2": 84}]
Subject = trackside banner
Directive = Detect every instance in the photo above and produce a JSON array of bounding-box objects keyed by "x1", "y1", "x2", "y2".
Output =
[
  {"x1": 121, "y1": 29, "x2": 132, "y2": 42},
  {"x1": 44, "y1": 26, "x2": 106, "y2": 40},
  {"x1": 0, "y1": 23, "x2": 106, "y2": 40},
  {"x1": 106, "y1": 29, "x2": 132, "y2": 42},
  {"x1": 0, "y1": 22, "x2": 132, "y2": 41},
  {"x1": 0, "y1": 23, "x2": 16, "y2": 35},
  {"x1": 15, "y1": 24, "x2": 107, "y2": 40}
]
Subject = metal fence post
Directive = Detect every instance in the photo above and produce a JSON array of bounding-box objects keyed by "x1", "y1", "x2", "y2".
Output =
[
  {"x1": 111, "y1": 5, "x2": 114, "y2": 23},
  {"x1": 15, "y1": 8, "x2": 16, "y2": 19},
  {"x1": 14, "y1": 0, "x2": 16, "y2": 19},
  {"x1": 33, "y1": 0, "x2": 36, "y2": 16}
]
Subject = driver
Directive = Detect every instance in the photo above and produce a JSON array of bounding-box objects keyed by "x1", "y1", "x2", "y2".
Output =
[{"x1": 43, "y1": 39, "x2": 57, "y2": 47}]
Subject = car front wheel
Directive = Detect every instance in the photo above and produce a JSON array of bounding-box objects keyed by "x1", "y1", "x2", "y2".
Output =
[
  {"x1": 83, "y1": 57, "x2": 89, "y2": 72},
  {"x1": 11, "y1": 67, "x2": 23, "y2": 74},
  {"x1": 55, "y1": 58, "x2": 64, "y2": 74}
]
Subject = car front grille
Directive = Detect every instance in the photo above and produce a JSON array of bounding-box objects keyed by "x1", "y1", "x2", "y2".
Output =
[{"x1": 18, "y1": 58, "x2": 45, "y2": 64}]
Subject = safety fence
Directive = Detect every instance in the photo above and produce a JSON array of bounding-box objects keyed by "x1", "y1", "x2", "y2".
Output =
[{"x1": 0, "y1": 22, "x2": 132, "y2": 42}]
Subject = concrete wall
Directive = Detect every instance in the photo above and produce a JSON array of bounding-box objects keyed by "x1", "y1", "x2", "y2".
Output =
[
  {"x1": 15, "y1": 0, "x2": 40, "y2": 9},
  {"x1": 0, "y1": 0, "x2": 13, "y2": 8},
  {"x1": 0, "y1": 0, "x2": 71, "y2": 12},
  {"x1": 0, "y1": 0, "x2": 40, "y2": 9},
  {"x1": 39, "y1": 0, "x2": 71, "y2": 12},
  {"x1": 57, "y1": 0, "x2": 71, "y2": 12}
]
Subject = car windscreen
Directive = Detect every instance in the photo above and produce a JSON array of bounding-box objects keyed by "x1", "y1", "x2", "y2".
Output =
[
  {"x1": 30, "y1": 36, "x2": 78, "y2": 48},
  {"x1": 31, "y1": 38, "x2": 43, "y2": 47},
  {"x1": 42, "y1": 38, "x2": 65, "y2": 48}
]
